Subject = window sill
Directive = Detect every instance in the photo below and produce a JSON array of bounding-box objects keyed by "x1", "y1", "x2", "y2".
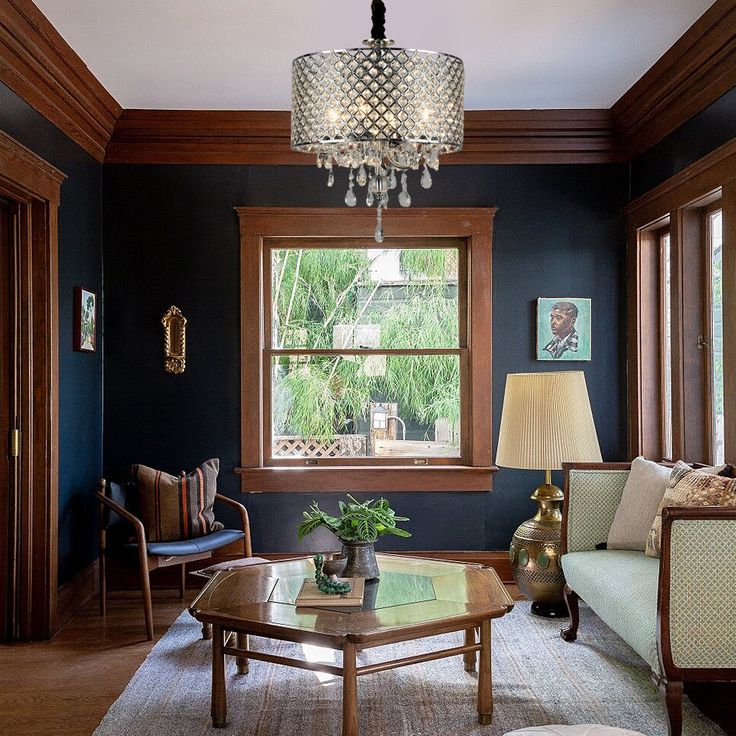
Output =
[{"x1": 235, "y1": 465, "x2": 497, "y2": 493}]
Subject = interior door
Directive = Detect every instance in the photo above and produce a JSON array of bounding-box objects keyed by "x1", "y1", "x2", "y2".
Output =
[{"x1": 0, "y1": 195, "x2": 20, "y2": 641}]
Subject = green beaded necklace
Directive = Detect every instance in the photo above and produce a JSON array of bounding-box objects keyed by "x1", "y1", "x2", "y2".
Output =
[{"x1": 313, "y1": 553, "x2": 352, "y2": 595}]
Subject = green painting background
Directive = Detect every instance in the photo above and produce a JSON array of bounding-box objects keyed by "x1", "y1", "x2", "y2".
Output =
[{"x1": 536, "y1": 297, "x2": 591, "y2": 361}]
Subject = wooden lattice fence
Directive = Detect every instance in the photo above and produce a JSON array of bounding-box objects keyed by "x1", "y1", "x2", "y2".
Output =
[{"x1": 273, "y1": 434, "x2": 367, "y2": 458}]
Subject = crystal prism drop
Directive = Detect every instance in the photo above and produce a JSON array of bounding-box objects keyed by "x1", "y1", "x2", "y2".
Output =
[
  {"x1": 366, "y1": 190, "x2": 374, "y2": 207},
  {"x1": 345, "y1": 187, "x2": 357, "y2": 207},
  {"x1": 398, "y1": 172, "x2": 411, "y2": 207},
  {"x1": 389, "y1": 169, "x2": 397, "y2": 189},
  {"x1": 327, "y1": 169, "x2": 334, "y2": 187},
  {"x1": 356, "y1": 165, "x2": 367, "y2": 187},
  {"x1": 420, "y1": 165, "x2": 432, "y2": 189},
  {"x1": 374, "y1": 207, "x2": 384, "y2": 243}
]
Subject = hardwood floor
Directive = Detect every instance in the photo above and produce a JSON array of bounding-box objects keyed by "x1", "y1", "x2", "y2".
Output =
[
  {"x1": 0, "y1": 594, "x2": 184, "y2": 736},
  {"x1": 0, "y1": 586, "x2": 733, "y2": 736}
]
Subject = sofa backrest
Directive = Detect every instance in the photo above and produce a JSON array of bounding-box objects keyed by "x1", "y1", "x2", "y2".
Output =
[{"x1": 562, "y1": 463, "x2": 631, "y2": 554}]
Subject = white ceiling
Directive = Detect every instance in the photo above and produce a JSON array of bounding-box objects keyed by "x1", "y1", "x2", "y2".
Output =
[{"x1": 36, "y1": 0, "x2": 715, "y2": 110}]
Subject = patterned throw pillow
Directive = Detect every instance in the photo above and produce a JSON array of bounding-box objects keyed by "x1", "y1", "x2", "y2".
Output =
[
  {"x1": 133, "y1": 458, "x2": 224, "y2": 542},
  {"x1": 645, "y1": 461, "x2": 736, "y2": 558}
]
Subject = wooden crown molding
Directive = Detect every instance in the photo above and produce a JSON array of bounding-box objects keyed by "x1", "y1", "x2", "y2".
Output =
[
  {"x1": 0, "y1": 0, "x2": 121, "y2": 162},
  {"x1": 612, "y1": 0, "x2": 736, "y2": 159},
  {"x1": 104, "y1": 108, "x2": 623, "y2": 165},
  {"x1": 0, "y1": 1, "x2": 733, "y2": 165},
  {"x1": 0, "y1": 127, "x2": 65, "y2": 202}
]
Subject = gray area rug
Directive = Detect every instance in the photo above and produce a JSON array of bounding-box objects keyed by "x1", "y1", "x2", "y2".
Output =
[{"x1": 93, "y1": 602, "x2": 724, "y2": 736}]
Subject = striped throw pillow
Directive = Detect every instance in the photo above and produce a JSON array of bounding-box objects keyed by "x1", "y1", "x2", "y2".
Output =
[{"x1": 133, "y1": 458, "x2": 224, "y2": 542}]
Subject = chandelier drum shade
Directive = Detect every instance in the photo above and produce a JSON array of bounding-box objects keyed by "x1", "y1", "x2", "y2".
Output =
[{"x1": 291, "y1": 0, "x2": 464, "y2": 241}]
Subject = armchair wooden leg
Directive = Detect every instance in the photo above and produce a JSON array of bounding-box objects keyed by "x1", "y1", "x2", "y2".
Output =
[
  {"x1": 660, "y1": 679, "x2": 683, "y2": 736},
  {"x1": 137, "y1": 545, "x2": 154, "y2": 640},
  {"x1": 179, "y1": 563, "x2": 186, "y2": 600},
  {"x1": 202, "y1": 623, "x2": 213, "y2": 640},
  {"x1": 560, "y1": 585, "x2": 580, "y2": 642}
]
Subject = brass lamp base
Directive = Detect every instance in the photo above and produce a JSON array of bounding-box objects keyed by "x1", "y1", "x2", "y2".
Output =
[{"x1": 509, "y1": 478, "x2": 568, "y2": 618}]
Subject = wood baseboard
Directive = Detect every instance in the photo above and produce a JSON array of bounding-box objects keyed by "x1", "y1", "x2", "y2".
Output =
[{"x1": 56, "y1": 559, "x2": 99, "y2": 631}]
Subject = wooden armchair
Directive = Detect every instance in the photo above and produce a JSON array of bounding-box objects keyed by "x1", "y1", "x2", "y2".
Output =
[{"x1": 97, "y1": 478, "x2": 253, "y2": 640}]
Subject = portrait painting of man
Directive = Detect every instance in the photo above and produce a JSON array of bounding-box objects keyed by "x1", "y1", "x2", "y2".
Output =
[{"x1": 536, "y1": 297, "x2": 591, "y2": 361}]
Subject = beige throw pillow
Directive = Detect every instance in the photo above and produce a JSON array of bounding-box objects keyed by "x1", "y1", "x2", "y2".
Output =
[
  {"x1": 645, "y1": 461, "x2": 736, "y2": 558},
  {"x1": 607, "y1": 457, "x2": 671, "y2": 551}
]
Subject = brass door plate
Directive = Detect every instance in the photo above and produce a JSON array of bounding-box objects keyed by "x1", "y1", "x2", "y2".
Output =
[{"x1": 162, "y1": 305, "x2": 186, "y2": 373}]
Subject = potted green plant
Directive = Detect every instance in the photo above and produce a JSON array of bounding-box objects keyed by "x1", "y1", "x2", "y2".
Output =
[{"x1": 297, "y1": 495, "x2": 411, "y2": 579}]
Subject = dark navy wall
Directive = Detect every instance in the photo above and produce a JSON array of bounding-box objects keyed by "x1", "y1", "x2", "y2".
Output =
[
  {"x1": 630, "y1": 87, "x2": 736, "y2": 199},
  {"x1": 103, "y1": 163, "x2": 628, "y2": 552},
  {"x1": 0, "y1": 82, "x2": 103, "y2": 585}
]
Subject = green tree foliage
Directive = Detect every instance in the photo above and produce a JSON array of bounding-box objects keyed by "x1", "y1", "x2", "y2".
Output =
[{"x1": 272, "y1": 247, "x2": 460, "y2": 443}]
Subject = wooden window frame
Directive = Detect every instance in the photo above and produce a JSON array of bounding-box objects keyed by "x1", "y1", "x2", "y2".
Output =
[
  {"x1": 236, "y1": 207, "x2": 496, "y2": 492},
  {"x1": 703, "y1": 203, "x2": 724, "y2": 463},
  {"x1": 626, "y1": 138, "x2": 736, "y2": 465},
  {"x1": 657, "y1": 227, "x2": 673, "y2": 461}
]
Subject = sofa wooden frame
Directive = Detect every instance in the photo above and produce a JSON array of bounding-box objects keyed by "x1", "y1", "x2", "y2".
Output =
[{"x1": 559, "y1": 461, "x2": 736, "y2": 736}]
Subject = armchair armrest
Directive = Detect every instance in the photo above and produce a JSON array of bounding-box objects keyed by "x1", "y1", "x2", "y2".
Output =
[
  {"x1": 215, "y1": 492, "x2": 253, "y2": 557},
  {"x1": 561, "y1": 463, "x2": 631, "y2": 554},
  {"x1": 658, "y1": 506, "x2": 736, "y2": 676},
  {"x1": 96, "y1": 488, "x2": 147, "y2": 547}
]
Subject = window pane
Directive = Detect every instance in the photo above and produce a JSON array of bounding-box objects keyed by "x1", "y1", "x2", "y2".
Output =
[
  {"x1": 709, "y1": 210, "x2": 724, "y2": 464},
  {"x1": 271, "y1": 354, "x2": 461, "y2": 458},
  {"x1": 661, "y1": 233, "x2": 673, "y2": 459},
  {"x1": 271, "y1": 247, "x2": 459, "y2": 350}
]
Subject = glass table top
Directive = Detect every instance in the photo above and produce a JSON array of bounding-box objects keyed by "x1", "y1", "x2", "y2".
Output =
[{"x1": 268, "y1": 571, "x2": 437, "y2": 613}]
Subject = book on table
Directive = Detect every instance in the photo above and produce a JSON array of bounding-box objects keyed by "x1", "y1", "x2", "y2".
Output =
[{"x1": 295, "y1": 577, "x2": 365, "y2": 607}]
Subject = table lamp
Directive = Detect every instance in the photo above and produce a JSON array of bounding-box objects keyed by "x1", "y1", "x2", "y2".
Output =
[{"x1": 496, "y1": 371, "x2": 602, "y2": 617}]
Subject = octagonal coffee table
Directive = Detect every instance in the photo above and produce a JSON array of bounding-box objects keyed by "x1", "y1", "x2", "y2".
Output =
[{"x1": 189, "y1": 554, "x2": 514, "y2": 735}]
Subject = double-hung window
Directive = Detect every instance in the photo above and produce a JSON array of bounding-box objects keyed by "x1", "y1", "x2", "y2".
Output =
[
  {"x1": 627, "y1": 142, "x2": 735, "y2": 464},
  {"x1": 237, "y1": 208, "x2": 495, "y2": 492}
]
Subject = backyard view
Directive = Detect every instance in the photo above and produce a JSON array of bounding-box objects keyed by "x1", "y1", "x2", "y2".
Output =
[{"x1": 270, "y1": 245, "x2": 462, "y2": 458}]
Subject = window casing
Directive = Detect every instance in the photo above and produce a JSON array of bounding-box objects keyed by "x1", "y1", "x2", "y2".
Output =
[
  {"x1": 237, "y1": 208, "x2": 496, "y2": 492},
  {"x1": 627, "y1": 140, "x2": 735, "y2": 465}
]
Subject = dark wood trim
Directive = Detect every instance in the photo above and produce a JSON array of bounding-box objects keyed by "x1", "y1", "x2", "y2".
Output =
[
  {"x1": 612, "y1": 0, "x2": 736, "y2": 158},
  {"x1": 627, "y1": 140, "x2": 736, "y2": 464},
  {"x1": 626, "y1": 138, "x2": 736, "y2": 225},
  {"x1": 0, "y1": 129, "x2": 64, "y2": 640},
  {"x1": 723, "y1": 180, "x2": 736, "y2": 465},
  {"x1": 105, "y1": 108, "x2": 622, "y2": 165},
  {"x1": 236, "y1": 466, "x2": 497, "y2": 492},
  {"x1": 0, "y1": 0, "x2": 121, "y2": 161},
  {"x1": 56, "y1": 559, "x2": 98, "y2": 631},
  {"x1": 237, "y1": 207, "x2": 495, "y2": 493}
]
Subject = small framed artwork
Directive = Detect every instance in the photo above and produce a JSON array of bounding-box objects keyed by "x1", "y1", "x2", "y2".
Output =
[
  {"x1": 74, "y1": 287, "x2": 97, "y2": 352},
  {"x1": 536, "y1": 297, "x2": 591, "y2": 361}
]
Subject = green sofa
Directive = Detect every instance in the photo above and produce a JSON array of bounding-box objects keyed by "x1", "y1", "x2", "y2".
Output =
[{"x1": 559, "y1": 462, "x2": 736, "y2": 736}]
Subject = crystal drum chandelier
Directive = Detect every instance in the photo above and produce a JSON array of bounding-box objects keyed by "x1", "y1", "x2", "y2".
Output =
[{"x1": 291, "y1": 0, "x2": 464, "y2": 241}]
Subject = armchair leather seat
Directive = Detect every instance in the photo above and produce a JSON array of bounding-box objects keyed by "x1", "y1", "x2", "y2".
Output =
[{"x1": 130, "y1": 529, "x2": 245, "y2": 557}]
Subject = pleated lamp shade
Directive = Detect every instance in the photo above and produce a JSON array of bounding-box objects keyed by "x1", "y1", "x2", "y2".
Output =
[{"x1": 496, "y1": 371, "x2": 602, "y2": 470}]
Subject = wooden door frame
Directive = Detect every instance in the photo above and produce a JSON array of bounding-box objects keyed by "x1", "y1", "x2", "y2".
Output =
[{"x1": 0, "y1": 130, "x2": 64, "y2": 640}]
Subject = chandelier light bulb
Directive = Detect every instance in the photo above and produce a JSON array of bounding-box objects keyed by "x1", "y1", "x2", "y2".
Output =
[{"x1": 291, "y1": 0, "x2": 464, "y2": 241}]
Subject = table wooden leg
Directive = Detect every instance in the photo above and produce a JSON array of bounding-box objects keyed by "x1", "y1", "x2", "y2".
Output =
[
  {"x1": 236, "y1": 632, "x2": 249, "y2": 675},
  {"x1": 342, "y1": 642, "x2": 359, "y2": 736},
  {"x1": 211, "y1": 624, "x2": 227, "y2": 728},
  {"x1": 202, "y1": 622, "x2": 212, "y2": 640},
  {"x1": 464, "y1": 627, "x2": 477, "y2": 672},
  {"x1": 477, "y1": 619, "x2": 493, "y2": 725}
]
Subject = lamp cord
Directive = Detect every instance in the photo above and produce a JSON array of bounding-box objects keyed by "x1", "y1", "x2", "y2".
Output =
[{"x1": 371, "y1": 0, "x2": 386, "y2": 40}]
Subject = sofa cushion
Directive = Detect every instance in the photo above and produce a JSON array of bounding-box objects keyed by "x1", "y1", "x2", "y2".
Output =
[
  {"x1": 561, "y1": 550, "x2": 660, "y2": 673},
  {"x1": 646, "y1": 461, "x2": 736, "y2": 557},
  {"x1": 132, "y1": 458, "x2": 224, "y2": 542},
  {"x1": 607, "y1": 457, "x2": 670, "y2": 551}
]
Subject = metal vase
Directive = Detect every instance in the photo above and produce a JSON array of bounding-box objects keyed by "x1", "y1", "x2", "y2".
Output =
[{"x1": 341, "y1": 541, "x2": 380, "y2": 579}]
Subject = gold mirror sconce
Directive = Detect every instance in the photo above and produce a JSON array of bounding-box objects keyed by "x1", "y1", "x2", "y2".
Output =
[{"x1": 162, "y1": 305, "x2": 186, "y2": 374}]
